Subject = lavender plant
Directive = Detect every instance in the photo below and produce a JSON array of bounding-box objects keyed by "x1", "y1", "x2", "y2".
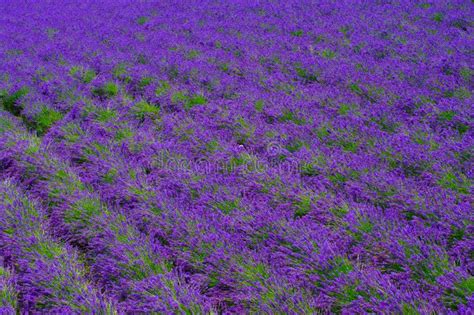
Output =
[{"x1": 0, "y1": 0, "x2": 472, "y2": 313}]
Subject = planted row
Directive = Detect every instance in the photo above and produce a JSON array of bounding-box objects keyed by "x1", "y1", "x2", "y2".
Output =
[
  {"x1": 0, "y1": 180, "x2": 115, "y2": 313},
  {"x1": 0, "y1": 110, "x2": 209, "y2": 313}
]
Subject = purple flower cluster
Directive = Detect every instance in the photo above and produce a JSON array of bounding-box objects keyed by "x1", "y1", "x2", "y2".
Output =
[{"x1": 0, "y1": 0, "x2": 472, "y2": 313}]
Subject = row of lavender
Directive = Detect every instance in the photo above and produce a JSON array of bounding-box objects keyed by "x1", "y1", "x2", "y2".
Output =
[{"x1": 0, "y1": 0, "x2": 473, "y2": 313}]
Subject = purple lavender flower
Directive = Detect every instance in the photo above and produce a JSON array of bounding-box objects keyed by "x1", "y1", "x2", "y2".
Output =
[{"x1": 0, "y1": 0, "x2": 472, "y2": 312}]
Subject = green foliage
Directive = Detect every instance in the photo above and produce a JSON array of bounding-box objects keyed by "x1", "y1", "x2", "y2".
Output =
[
  {"x1": 279, "y1": 109, "x2": 306, "y2": 125},
  {"x1": 326, "y1": 256, "x2": 353, "y2": 280},
  {"x1": 137, "y1": 16, "x2": 148, "y2": 25},
  {"x1": 438, "y1": 171, "x2": 470, "y2": 194},
  {"x1": 0, "y1": 116, "x2": 13, "y2": 133},
  {"x1": 321, "y1": 49, "x2": 336, "y2": 59},
  {"x1": 207, "y1": 271, "x2": 220, "y2": 288},
  {"x1": 349, "y1": 82, "x2": 363, "y2": 95},
  {"x1": 171, "y1": 91, "x2": 207, "y2": 110},
  {"x1": 233, "y1": 117, "x2": 255, "y2": 145},
  {"x1": 206, "y1": 139, "x2": 220, "y2": 153},
  {"x1": 155, "y1": 80, "x2": 170, "y2": 96},
  {"x1": 102, "y1": 168, "x2": 118, "y2": 183},
  {"x1": 452, "y1": 87, "x2": 471, "y2": 100},
  {"x1": 339, "y1": 25, "x2": 351, "y2": 37},
  {"x1": 132, "y1": 100, "x2": 160, "y2": 120},
  {"x1": 171, "y1": 90, "x2": 188, "y2": 104},
  {"x1": 82, "y1": 69, "x2": 96, "y2": 83},
  {"x1": 338, "y1": 103, "x2": 351, "y2": 115},
  {"x1": 31, "y1": 239, "x2": 64, "y2": 260},
  {"x1": 69, "y1": 66, "x2": 81, "y2": 77},
  {"x1": 95, "y1": 108, "x2": 116, "y2": 123},
  {"x1": 0, "y1": 267, "x2": 17, "y2": 310},
  {"x1": 442, "y1": 277, "x2": 474, "y2": 310},
  {"x1": 61, "y1": 122, "x2": 83, "y2": 144},
  {"x1": 328, "y1": 172, "x2": 347, "y2": 185},
  {"x1": 115, "y1": 127, "x2": 134, "y2": 141},
  {"x1": 293, "y1": 195, "x2": 312, "y2": 218},
  {"x1": 92, "y1": 82, "x2": 119, "y2": 98},
  {"x1": 286, "y1": 139, "x2": 304, "y2": 153},
  {"x1": 239, "y1": 261, "x2": 270, "y2": 285},
  {"x1": 214, "y1": 198, "x2": 240, "y2": 215},
  {"x1": 337, "y1": 139, "x2": 358, "y2": 152},
  {"x1": 330, "y1": 203, "x2": 349, "y2": 218},
  {"x1": 112, "y1": 64, "x2": 131, "y2": 82},
  {"x1": 122, "y1": 250, "x2": 172, "y2": 281},
  {"x1": 316, "y1": 124, "x2": 331, "y2": 139},
  {"x1": 31, "y1": 107, "x2": 63, "y2": 135},
  {"x1": 186, "y1": 94, "x2": 207, "y2": 110},
  {"x1": 0, "y1": 86, "x2": 29, "y2": 116},
  {"x1": 432, "y1": 13, "x2": 444, "y2": 22},
  {"x1": 64, "y1": 198, "x2": 103, "y2": 225},
  {"x1": 459, "y1": 67, "x2": 472, "y2": 81},
  {"x1": 438, "y1": 110, "x2": 456, "y2": 122},
  {"x1": 401, "y1": 303, "x2": 420, "y2": 315},
  {"x1": 69, "y1": 66, "x2": 96, "y2": 83},
  {"x1": 352, "y1": 218, "x2": 374, "y2": 241},
  {"x1": 291, "y1": 30, "x2": 303, "y2": 37},
  {"x1": 454, "y1": 122, "x2": 469, "y2": 135},
  {"x1": 295, "y1": 65, "x2": 320, "y2": 83},
  {"x1": 373, "y1": 116, "x2": 398, "y2": 133},
  {"x1": 254, "y1": 99, "x2": 264, "y2": 112},
  {"x1": 225, "y1": 153, "x2": 254, "y2": 173},
  {"x1": 187, "y1": 49, "x2": 200, "y2": 59},
  {"x1": 138, "y1": 76, "x2": 153, "y2": 88},
  {"x1": 300, "y1": 162, "x2": 318, "y2": 177}
]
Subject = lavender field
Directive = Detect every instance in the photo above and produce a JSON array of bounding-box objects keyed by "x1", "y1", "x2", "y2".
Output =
[{"x1": 0, "y1": 1, "x2": 473, "y2": 313}]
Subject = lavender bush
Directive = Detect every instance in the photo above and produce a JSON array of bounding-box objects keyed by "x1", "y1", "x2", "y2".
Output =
[{"x1": 0, "y1": 0, "x2": 472, "y2": 313}]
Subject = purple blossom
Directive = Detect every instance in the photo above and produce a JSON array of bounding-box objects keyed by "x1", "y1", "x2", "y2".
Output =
[{"x1": 0, "y1": 0, "x2": 472, "y2": 313}]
